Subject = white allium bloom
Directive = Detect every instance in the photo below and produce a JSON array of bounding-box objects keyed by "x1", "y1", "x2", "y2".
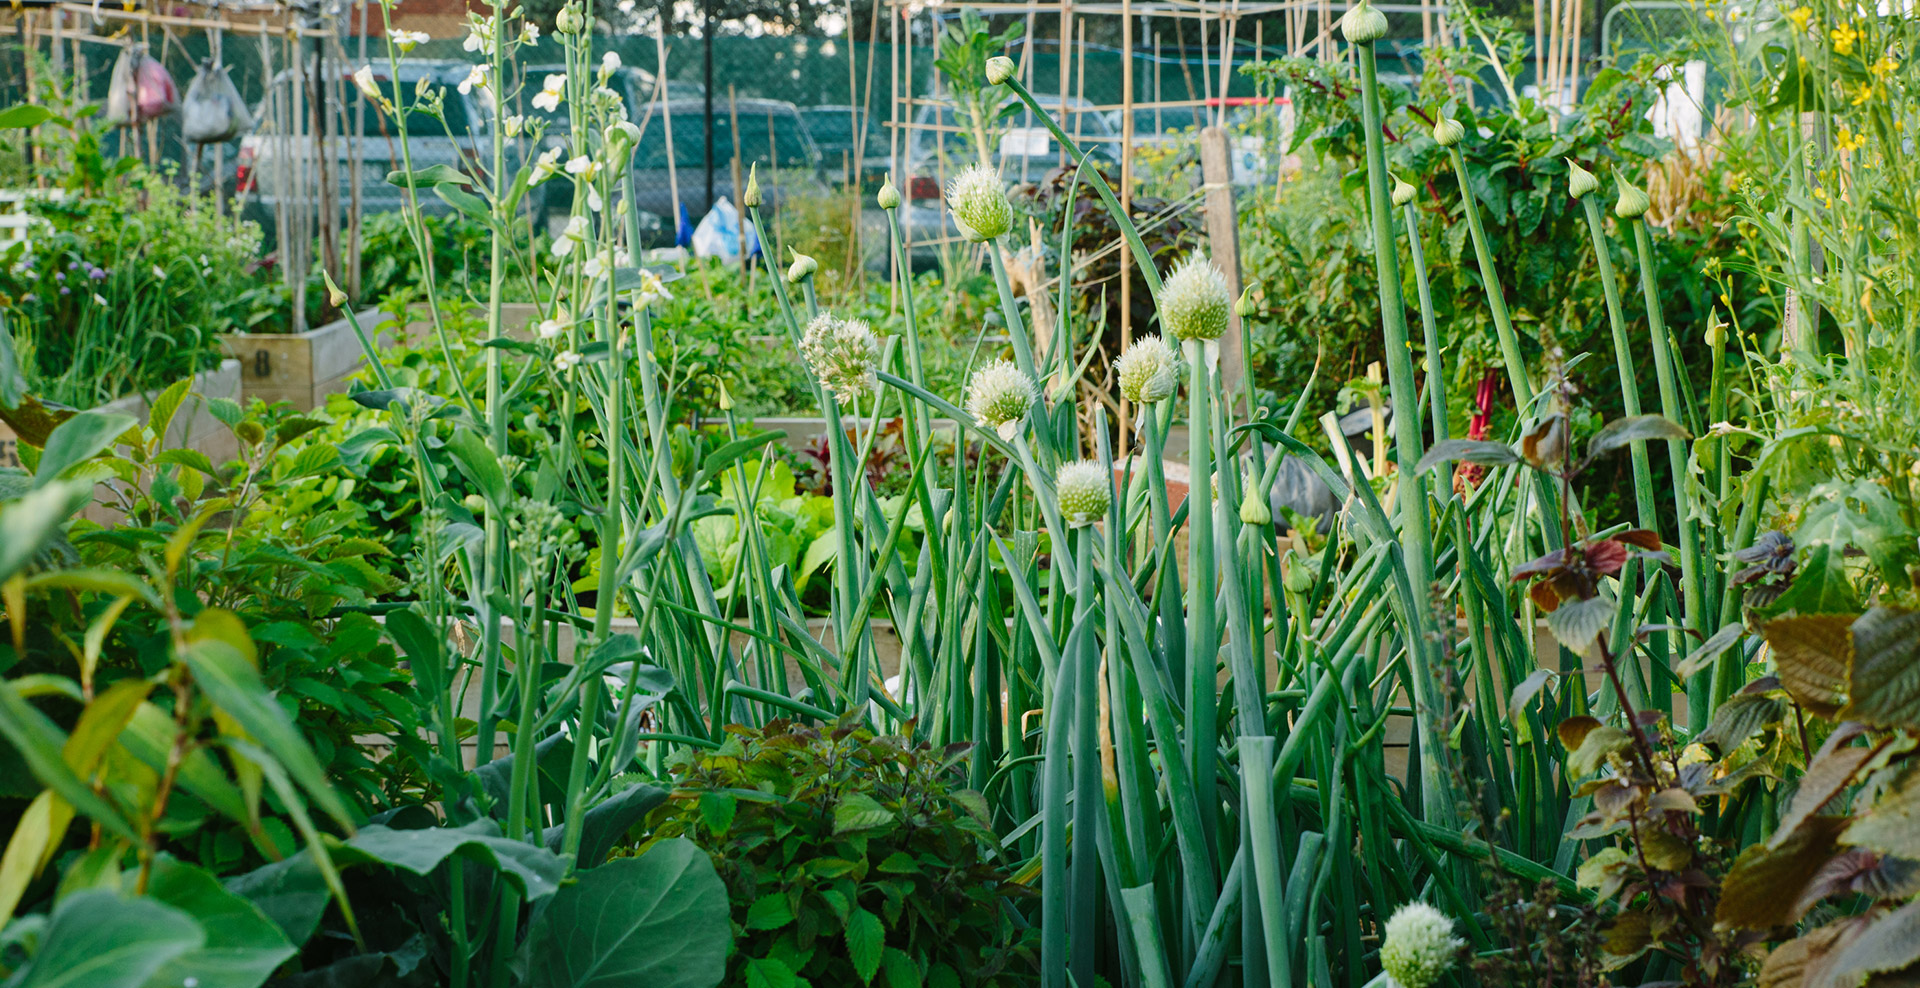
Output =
[
  {"x1": 1055, "y1": 460, "x2": 1111, "y2": 527},
  {"x1": 532, "y1": 74, "x2": 565, "y2": 112},
  {"x1": 553, "y1": 350, "x2": 583, "y2": 372},
  {"x1": 1159, "y1": 253, "x2": 1232, "y2": 342},
  {"x1": 945, "y1": 164, "x2": 1013, "y2": 242},
  {"x1": 531, "y1": 146, "x2": 564, "y2": 184},
  {"x1": 964, "y1": 359, "x2": 1037, "y2": 440},
  {"x1": 457, "y1": 64, "x2": 487, "y2": 96},
  {"x1": 800, "y1": 312, "x2": 882, "y2": 404},
  {"x1": 388, "y1": 28, "x2": 430, "y2": 52},
  {"x1": 1379, "y1": 903, "x2": 1462, "y2": 988},
  {"x1": 1115, "y1": 335, "x2": 1180, "y2": 403},
  {"x1": 352, "y1": 65, "x2": 380, "y2": 101},
  {"x1": 552, "y1": 214, "x2": 590, "y2": 257}
]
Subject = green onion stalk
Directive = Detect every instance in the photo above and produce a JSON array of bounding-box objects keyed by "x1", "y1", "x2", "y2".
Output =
[
  {"x1": 1433, "y1": 115, "x2": 1534, "y2": 412},
  {"x1": 1346, "y1": 0, "x2": 1454, "y2": 829},
  {"x1": 1616, "y1": 171, "x2": 1707, "y2": 723}
]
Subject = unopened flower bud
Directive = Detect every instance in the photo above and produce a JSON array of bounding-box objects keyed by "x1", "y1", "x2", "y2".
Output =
[
  {"x1": 1391, "y1": 175, "x2": 1416, "y2": 207},
  {"x1": 1282, "y1": 550, "x2": 1315, "y2": 594},
  {"x1": 1234, "y1": 283, "x2": 1259, "y2": 319},
  {"x1": 1340, "y1": 0, "x2": 1390, "y2": 43},
  {"x1": 1705, "y1": 314, "x2": 1727, "y2": 348},
  {"x1": 1380, "y1": 903, "x2": 1463, "y2": 988},
  {"x1": 1239, "y1": 487, "x2": 1272, "y2": 526},
  {"x1": 1566, "y1": 158, "x2": 1599, "y2": 199},
  {"x1": 743, "y1": 164, "x2": 763, "y2": 208},
  {"x1": 1432, "y1": 117, "x2": 1466, "y2": 148},
  {"x1": 1613, "y1": 167, "x2": 1651, "y2": 218},
  {"x1": 964, "y1": 359, "x2": 1037, "y2": 440},
  {"x1": 986, "y1": 55, "x2": 1017, "y2": 86},
  {"x1": 1055, "y1": 460, "x2": 1112, "y2": 527},
  {"x1": 877, "y1": 176, "x2": 901, "y2": 210},
  {"x1": 946, "y1": 164, "x2": 1013, "y2": 242},
  {"x1": 787, "y1": 247, "x2": 818, "y2": 284},
  {"x1": 554, "y1": 4, "x2": 583, "y2": 33},
  {"x1": 1160, "y1": 253, "x2": 1232, "y2": 342},
  {"x1": 1116, "y1": 335, "x2": 1181, "y2": 404}
]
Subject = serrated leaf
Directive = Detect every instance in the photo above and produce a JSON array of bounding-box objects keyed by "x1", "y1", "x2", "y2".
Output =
[
  {"x1": 1842, "y1": 765, "x2": 1920, "y2": 858},
  {"x1": 876, "y1": 851, "x2": 919, "y2": 874},
  {"x1": 1770, "y1": 734, "x2": 1886, "y2": 850},
  {"x1": 744, "y1": 957, "x2": 797, "y2": 988},
  {"x1": 1567, "y1": 725, "x2": 1631, "y2": 778},
  {"x1": 1698, "y1": 693, "x2": 1785, "y2": 751},
  {"x1": 832, "y1": 793, "x2": 895, "y2": 835},
  {"x1": 845, "y1": 907, "x2": 884, "y2": 985},
  {"x1": 147, "y1": 378, "x2": 193, "y2": 441},
  {"x1": 1677, "y1": 622, "x2": 1747, "y2": 679},
  {"x1": 1764, "y1": 614, "x2": 1854, "y2": 717},
  {"x1": 746, "y1": 891, "x2": 795, "y2": 931},
  {"x1": 1841, "y1": 607, "x2": 1920, "y2": 730},
  {"x1": 1717, "y1": 816, "x2": 1847, "y2": 931},
  {"x1": 880, "y1": 947, "x2": 921, "y2": 988},
  {"x1": 1814, "y1": 900, "x2": 1920, "y2": 988},
  {"x1": 1546, "y1": 593, "x2": 1615, "y2": 653},
  {"x1": 698, "y1": 791, "x2": 737, "y2": 836}
]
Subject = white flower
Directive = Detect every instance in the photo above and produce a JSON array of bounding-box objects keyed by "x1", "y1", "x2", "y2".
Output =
[
  {"x1": 504, "y1": 114, "x2": 525, "y2": 137},
  {"x1": 151, "y1": 264, "x2": 167, "y2": 280},
  {"x1": 552, "y1": 214, "x2": 590, "y2": 257},
  {"x1": 537, "y1": 309, "x2": 568, "y2": 339},
  {"x1": 532, "y1": 73, "x2": 565, "y2": 112},
  {"x1": 600, "y1": 51, "x2": 622, "y2": 76},
  {"x1": 945, "y1": 164, "x2": 1012, "y2": 242},
  {"x1": 633, "y1": 270, "x2": 672, "y2": 308},
  {"x1": 1115, "y1": 335, "x2": 1181, "y2": 403},
  {"x1": 461, "y1": 17, "x2": 494, "y2": 55},
  {"x1": 92, "y1": 293, "x2": 108, "y2": 306},
  {"x1": 457, "y1": 64, "x2": 487, "y2": 95},
  {"x1": 353, "y1": 65, "x2": 381, "y2": 101},
  {"x1": 584, "y1": 248, "x2": 616, "y2": 280},
  {"x1": 1055, "y1": 460, "x2": 1111, "y2": 527},
  {"x1": 800, "y1": 312, "x2": 882, "y2": 404},
  {"x1": 553, "y1": 349, "x2": 583, "y2": 372},
  {"x1": 617, "y1": 0, "x2": 635, "y2": 11},
  {"x1": 521, "y1": 23, "x2": 539, "y2": 42},
  {"x1": 1379, "y1": 903, "x2": 1463, "y2": 988},
  {"x1": 964, "y1": 359, "x2": 1037, "y2": 440},
  {"x1": 388, "y1": 29, "x2": 430, "y2": 52},
  {"x1": 1159, "y1": 252, "x2": 1232, "y2": 342},
  {"x1": 531, "y1": 146, "x2": 564, "y2": 185},
  {"x1": 566, "y1": 154, "x2": 597, "y2": 179}
]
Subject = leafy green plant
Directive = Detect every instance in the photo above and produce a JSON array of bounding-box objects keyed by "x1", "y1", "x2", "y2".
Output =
[{"x1": 634, "y1": 715, "x2": 1037, "y2": 988}]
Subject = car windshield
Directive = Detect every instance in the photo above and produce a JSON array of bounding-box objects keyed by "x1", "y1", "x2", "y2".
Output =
[
  {"x1": 353, "y1": 77, "x2": 472, "y2": 138},
  {"x1": 630, "y1": 109, "x2": 815, "y2": 170}
]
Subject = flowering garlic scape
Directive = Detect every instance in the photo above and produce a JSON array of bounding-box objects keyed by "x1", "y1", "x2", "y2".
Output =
[
  {"x1": 1159, "y1": 253, "x2": 1232, "y2": 342},
  {"x1": 1565, "y1": 158, "x2": 1600, "y2": 199},
  {"x1": 787, "y1": 248, "x2": 818, "y2": 284},
  {"x1": 964, "y1": 359, "x2": 1038, "y2": 440},
  {"x1": 1339, "y1": 0, "x2": 1389, "y2": 43},
  {"x1": 1432, "y1": 117, "x2": 1466, "y2": 147},
  {"x1": 800, "y1": 312, "x2": 881, "y2": 405},
  {"x1": 1055, "y1": 461, "x2": 1112, "y2": 528},
  {"x1": 877, "y1": 176, "x2": 901, "y2": 210},
  {"x1": 1391, "y1": 174, "x2": 1417, "y2": 208},
  {"x1": 946, "y1": 164, "x2": 1013, "y2": 242},
  {"x1": 985, "y1": 55, "x2": 1017, "y2": 86},
  {"x1": 1379, "y1": 903, "x2": 1463, "y2": 988},
  {"x1": 1115, "y1": 335, "x2": 1181, "y2": 404}
]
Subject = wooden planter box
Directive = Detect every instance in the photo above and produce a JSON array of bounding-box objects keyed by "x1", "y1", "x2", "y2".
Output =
[
  {"x1": 2, "y1": 359, "x2": 241, "y2": 471},
  {"x1": 221, "y1": 304, "x2": 543, "y2": 412}
]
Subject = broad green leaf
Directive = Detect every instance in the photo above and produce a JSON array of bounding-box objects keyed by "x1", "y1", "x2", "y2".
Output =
[
  {"x1": 34, "y1": 409, "x2": 135, "y2": 488},
  {"x1": 145, "y1": 379, "x2": 192, "y2": 442},
  {"x1": 348, "y1": 819, "x2": 568, "y2": 902},
  {"x1": 180, "y1": 639, "x2": 352, "y2": 829},
  {"x1": 0, "y1": 681, "x2": 139, "y2": 843},
  {"x1": 385, "y1": 164, "x2": 471, "y2": 187},
  {"x1": 1545, "y1": 593, "x2": 1614, "y2": 653},
  {"x1": 1765, "y1": 544, "x2": 1861, "y2": 618},
  {"x1": 9, "y1": 889, "x2": 202, "y2": 988},
  {"x1": 1842, "y1": 607, "x2": 1920, "y2": 730},
  {"x1": 140, "y1": 854, "x2": 297, "y2": 988},
  {"x1": 0, "y1": 791, "x2": 59, "y2": 921},
  {"x1": 0, "y1": 481, "x2": 89, "y2": 582},
  {"x1": 541, "y1": 782, "x2": 668, "y2": 869},
  {"x1": 1697, "y1": 693, "x2": 1785, "y2": 751},
  {"x1": 223, "y1": 852, "x2": 332, "y2": 946},
  {"x1": 527, "y1": 837, "x2": 729, "y2": 988},
  {"x1": 444, "y1": 427, "x2": 510, "y2": 509},
  {"x1": 832, "y1": 793, "x2": 895, "y2": 835},
  {"x1": 880, "y1": 947, "x2": 921, "y2": 988},
  {"x1": 1676, "y1": 623, "x2": 1746, "y2": 679},
  {"x1": 1763, "y1": 613, "x2": 1853, "y2": 718},
  {"x1": 845, "y1": 907, "x2": 884, "y2": 985},
  {"x1": 746, "y1": 891, "x2": 795, "y2": 930},
  {"x1": 743, "y1": 957, "x2": 796, "y2": 988},
  {"x1": 0, "y1": 105, "x2": 61, "y2": 129}
]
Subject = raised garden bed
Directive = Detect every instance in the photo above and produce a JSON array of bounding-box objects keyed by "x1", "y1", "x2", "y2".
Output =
[{"x1": 1, "y1": 359, "x2": 241, "y2": 471}]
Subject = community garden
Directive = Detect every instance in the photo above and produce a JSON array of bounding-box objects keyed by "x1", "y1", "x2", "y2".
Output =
[{"x1": 1, "y1": 0, "x2": 1918, "y2": 986}]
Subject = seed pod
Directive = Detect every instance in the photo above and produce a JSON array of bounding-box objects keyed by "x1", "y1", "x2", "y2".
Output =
[
  {"x1": 1055, "y1": 460, "x2": 1112, "y2": 527},
  {"x1": 986, "y1": 55, "x2": 1017, "y2": 86},
  {"x1": 1340, "y1": 1, "x2": 1390, "y2": 43},
  {"x1": 877, "y1": 176, "x2": 901, "y2": 210},
  {"x1": 1160, "y1": 253, "x2": 1232, "y2": 342},
  {"x1": 1432, "y1": 117, "x2": 1466, "y2": 148},
  {"x1": 1565, "y1": 157, "x2": 1599, "y2": 200}
]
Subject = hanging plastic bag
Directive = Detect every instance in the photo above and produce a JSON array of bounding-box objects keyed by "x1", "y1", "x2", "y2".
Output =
[
  {"x1": 103, "y1": 43, "x2": 178, "y2": 127},
  {"x1": 691, "y1": 196, "x2": 756, "y2": 262},
  {"x1": 181, "y1": 59, "x2": 253, "y2": 144}
]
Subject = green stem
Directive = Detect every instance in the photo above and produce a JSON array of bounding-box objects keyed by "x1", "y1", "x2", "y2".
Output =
[{"x1": 1447, "y1": 144, "x2": 1534, "y2": 411}]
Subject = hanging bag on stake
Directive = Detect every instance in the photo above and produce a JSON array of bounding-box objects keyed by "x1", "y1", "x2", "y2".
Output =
[
  {"x1": 182, "y1": 58, "x2": 253, "y2": 144},
  {"x1": 103, "y1": 43, "x2": 179, "y2": 127}
]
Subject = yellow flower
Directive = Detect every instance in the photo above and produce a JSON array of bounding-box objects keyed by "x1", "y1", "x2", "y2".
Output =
[
  {"x1": 1852, "y1": 81, "x2": 1876, "y2": 105},
  {"x1": 1814, "y1": 186, "x2": 1830, "y2": 205},
  {"x1": 1830, "y1": 22, "x2": 1856, "y2": 55},
  {"x1": 1871, "y1": 56, "x2": 1900, "y2": 78},
  {"x1": 1836, "y1": 127, "x2": 1867, "y2": 152},
  {"x1": 1787, "y1": 6, "x2": 1812, "y2": 31}
]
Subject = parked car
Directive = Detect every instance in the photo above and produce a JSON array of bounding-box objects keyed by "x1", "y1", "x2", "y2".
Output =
[
  {"x1": 235, "y1": 61, "x2": 541, "y2": 222},
  {"x1": 607, "y1": 98, "x2": 826, "y2": 246},
  {"x1": 897, "y1": 95, "x2": 1116, "y2": 255},
  {"x1": 522, "y1": 64, "x2": 705, "y2": 217},
  {"x1": 798, "y1": 105, "x2": 890, "y2": 182},
  {"x1": 1104, "y1": 96, "x2": 1295, "y2": 187}
]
